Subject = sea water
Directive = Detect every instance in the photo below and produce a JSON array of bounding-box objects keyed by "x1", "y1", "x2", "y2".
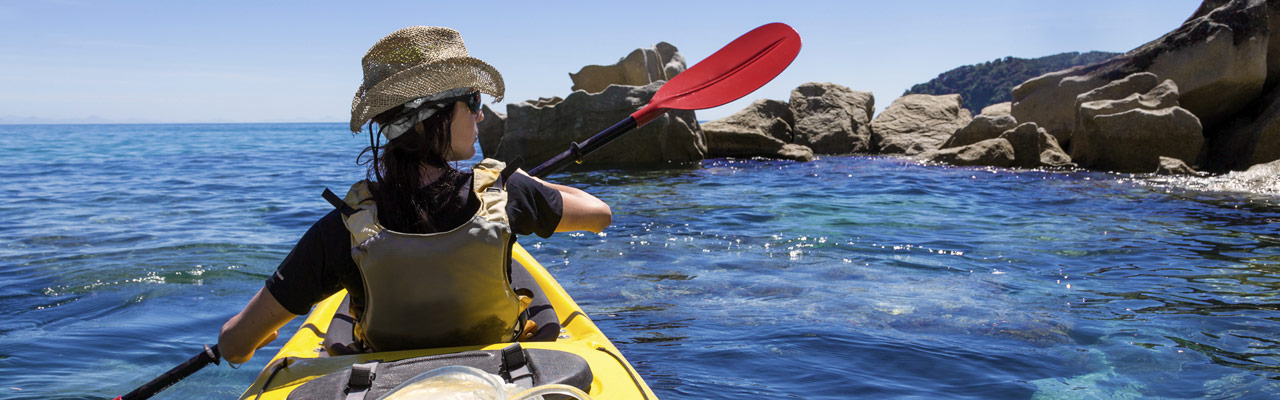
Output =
[{"x1": 1, "y1": 123, "x2": 1277, "y2": 399}]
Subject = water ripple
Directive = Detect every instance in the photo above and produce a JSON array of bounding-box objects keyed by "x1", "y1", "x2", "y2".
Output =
[{"x1": 3, "y1": 125, "x2": 1279, "y2": 398}]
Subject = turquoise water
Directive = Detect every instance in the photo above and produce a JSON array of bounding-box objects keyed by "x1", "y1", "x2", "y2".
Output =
[{"x1": 1, "y1": 123, "x2": 1278, "y2": 399}]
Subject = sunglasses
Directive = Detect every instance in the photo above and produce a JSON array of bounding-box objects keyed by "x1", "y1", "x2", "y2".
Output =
[{"x1": 430, "y1": 90, "x2": 482, "y2": 114}]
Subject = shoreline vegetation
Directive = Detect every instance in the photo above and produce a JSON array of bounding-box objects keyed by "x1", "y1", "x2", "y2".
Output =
[{"x1": 474, "y1": 0, "x2": 1279, "y2": 196}]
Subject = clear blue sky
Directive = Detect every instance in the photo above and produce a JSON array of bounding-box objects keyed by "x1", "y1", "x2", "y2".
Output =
[{"x1": 0, "y1": 0, "x2": 1204, "y2": 124}]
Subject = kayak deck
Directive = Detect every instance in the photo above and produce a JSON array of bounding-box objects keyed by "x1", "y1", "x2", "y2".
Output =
[{"x1": 237, "y1": 243, "x2": 656, "y2": 399}]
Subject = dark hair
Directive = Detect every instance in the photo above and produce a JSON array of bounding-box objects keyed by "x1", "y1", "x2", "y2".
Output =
[{"x1": 359, "y1": 102, "x2": 460, "y2": 233}]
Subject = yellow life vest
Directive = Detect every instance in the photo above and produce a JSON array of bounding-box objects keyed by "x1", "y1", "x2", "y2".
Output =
[{"x1": 330, "y1": 159, "x2": 522, "y2": 351}]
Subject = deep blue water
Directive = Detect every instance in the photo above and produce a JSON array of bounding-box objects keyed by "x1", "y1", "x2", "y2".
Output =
[{"x1": 1, "y1": 123, "x2": 1278, "y2": 399}]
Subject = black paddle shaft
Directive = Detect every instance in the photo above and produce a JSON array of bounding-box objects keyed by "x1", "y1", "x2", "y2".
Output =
[
  {"x1": 527, "y1": 116, "x2": 639, "y2": 178},
  {"x1": 117, "y1": 345, "x2": 220, "y2": 400}
]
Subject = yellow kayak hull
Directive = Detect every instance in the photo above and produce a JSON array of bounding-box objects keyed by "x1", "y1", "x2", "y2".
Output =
[{"x1": 237, "y1": 243, "x2": 656, "y2": 399}]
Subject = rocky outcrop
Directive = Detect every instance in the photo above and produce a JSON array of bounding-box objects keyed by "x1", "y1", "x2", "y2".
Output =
[
  {"x1": 478, "y1": 104, "x2": 506, "y2": 158},
  {"x1": 1072, "y1": 76, "x2": 1203, "y2": 172},
  {"x1": 1155, "y1": 156, "x2": 1204, "y2": 175},
  {"x1": 919, "y1": 138, "x2": 1015, "y2": 167},
  {"x1": 942, "y1": 114, "x2": 1019, "y2": 149},
  {"x1": 489, "y1": 81, "x2": 705, "y2": 168},
  {"x1": 998, "y1": 122, "x2": 1074, "y2": 169},
  {"x1": 871, "y1": 94, "x2": 973, "y2": 155},
  {"x1": 789, "y1": 82, "x2": 875, "y2": 154},
  {"x1": 703, "y1": 99, "x2": 795, "y2": 142},
  {"x1": 1010, "y1": 70, "x2": 1109, "y2": 146},
  {"x1": 569, "y1": 42, "x2": 686, "y2": 94},
  {"x1": 1073, "y1": 72, "x2": 1162, "y2": 110},
  {"x1": 1210, "y1": 84, "x2": 1280, "y2": 170},
  {"x1": 1076, "y1": 106, "x2": 1202, "y2": 173},
  {"x1": 703, "y1": 128, "x2": 814, "y2": 162},
  {"x1": 927, "y1": 121, "x2": 1071, "y2": 169},
  {"x1": 980, "y1": 102, "x2": 1012, "y2": 116},
  {"x1": 1012, "y1": 0, "x2": 1269, "y2": 149},
  {"x1": 702, "y1": 99, "x2": 813, "y2": 161}
]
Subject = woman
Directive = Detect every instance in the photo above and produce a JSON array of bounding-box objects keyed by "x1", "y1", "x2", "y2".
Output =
[{"x1": 218, "y1": 26, "x2": 611, "y2": 364}]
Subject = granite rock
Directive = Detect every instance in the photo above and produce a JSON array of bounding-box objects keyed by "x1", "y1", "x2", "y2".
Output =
[
  {"x1": 570, "y1": 42, "x2": 686, "y2": 94},
  {"x1": 871, "y1": 94, "x2": 973, "y2": 155},
  {"x1": 789, "y1": 82, "x2": 875, "y2": 154},
  {"x1": 492, "y1": 81, "x2": 705, "y2": 168}
]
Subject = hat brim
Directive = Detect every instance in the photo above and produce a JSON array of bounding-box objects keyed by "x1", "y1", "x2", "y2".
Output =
[{"x1": 350, "y1": 56, "x2": 504, "y2": 132}]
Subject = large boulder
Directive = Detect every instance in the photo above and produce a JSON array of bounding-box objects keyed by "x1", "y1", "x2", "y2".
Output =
[
  {"x1": 871, "y1": 94, "x2": 973, "y2": 155},
  {"x1": 703, "y1": 128, "x2": 814, "y2": 162},
  {"x1": 789, "y1": 82, "x2": 875, "y2": 154},
  {"x1": 1010, "y1": 69, "x2": 1110, "y2": 146},
  {"x1": 980, "y1": 102, "x2": 1012, "y2": 116},
  {"x1": 569, "y1": 42, "x2": 686, "y2": 94},
  {"x1": 702, "y1": 99, "x2": 812, "y2": 161},
  {"x1": 478, "y1": 104, "x2": 506, "y2": 158},
  {"x1": 1073, "y1": 72, "x2": 1162, "y2": 108},
  {"x1": 702, "y1": 99, "x2": 795, "y2": 142},
  {"x1": 997, "y1": 122, "x2": 1074, "y2": 168},
  {"x1": 1073, "y1": 106, "x2": 1204, "y2": 173},
  {"x1": 941, "y1": 114, "x2": 1019, "y2": 149},
  {"x1": 1071, "y1": 77, "x2": 1202, "y2": 172},
  {"x1": 1012, "y1": 0, "x2": 1269, "y2": 145},
  {"x1": 918, "y1": 138, "x2": 1016, "y2": 167},
  {"x1": 491, "y1": 81, "x2": 705, "y2": 168}
]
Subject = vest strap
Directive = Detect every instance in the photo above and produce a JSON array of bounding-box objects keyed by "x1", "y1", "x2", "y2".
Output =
[
  {"x1": 344, "y1": 361, "x2": 380, "y2": 400},
  {"x1": 323, "y1": 188, "x2": 358, "y2": 217},
  {"x1": 500, "y1": 343, "x2": 535, "y2": 388},
  {"x1": 494, "y1": 157, "x2": 524, "y2": 190}
]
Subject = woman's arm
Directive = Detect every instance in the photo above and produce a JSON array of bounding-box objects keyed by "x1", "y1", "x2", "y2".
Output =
[
  {"x1": 218, "y1": 288, "x2": 297, "y2": 364},
  {"x1": 520, "y1": 172, "x2": 612, "y2": 233}
]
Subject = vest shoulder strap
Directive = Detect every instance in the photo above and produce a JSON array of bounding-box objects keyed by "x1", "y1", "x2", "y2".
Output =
[
  {"x1": 472, "y1": 158, "x2": 521, "y2": 225},
  {"x1": 326, "y1": 180, "x2": 384, "y2": 246}
]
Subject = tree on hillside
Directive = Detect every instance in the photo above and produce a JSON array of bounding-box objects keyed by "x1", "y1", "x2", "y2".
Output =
[{"x1": 905, "y1": 51, "x2": 1119, "y2": 113}]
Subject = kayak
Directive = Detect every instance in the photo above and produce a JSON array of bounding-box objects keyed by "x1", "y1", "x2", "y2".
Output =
[{"x1": 236, "y1": 243, "x2": 657, "y2": 399}]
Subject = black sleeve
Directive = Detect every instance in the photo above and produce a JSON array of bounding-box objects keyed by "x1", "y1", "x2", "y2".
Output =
[
  {"x1": 264, "y1": 209, "x2": 354, "y2": 315},
  {"x1": 504, "y1": 174, "x2": 563, "y2": 238}
]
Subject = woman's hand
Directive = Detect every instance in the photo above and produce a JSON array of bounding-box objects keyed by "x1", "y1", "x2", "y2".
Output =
[{"x1": 218, "y1": 288, "x2": 296, "y2": 365}]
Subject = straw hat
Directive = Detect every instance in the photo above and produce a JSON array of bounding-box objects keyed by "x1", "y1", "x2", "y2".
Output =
[{"x1": 349, "y1": 26, "x2": 504, "y2": 133}]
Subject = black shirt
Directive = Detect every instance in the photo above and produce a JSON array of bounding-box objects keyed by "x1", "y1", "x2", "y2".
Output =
[{"x1": 264, "y1": 172, "x2": 562, "y2": 315}]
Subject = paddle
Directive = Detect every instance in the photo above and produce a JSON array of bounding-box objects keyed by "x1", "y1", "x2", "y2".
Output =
[
  {"x1": 527, "y1": 22, "x2": 801, "y2": 178},
  {"x1": 114, "y1": 345, "x2": 220, "y2": 400}
]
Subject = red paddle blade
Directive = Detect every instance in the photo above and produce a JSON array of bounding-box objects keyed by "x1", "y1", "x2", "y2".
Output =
[{"x1": 631, "y1": 22, "x2": 802, "y2": 125}]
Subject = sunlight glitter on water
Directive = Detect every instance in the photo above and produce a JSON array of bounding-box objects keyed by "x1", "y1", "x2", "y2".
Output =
[{"x1": 2, "y1": 125, "x2": 1279, "y2": 399}]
